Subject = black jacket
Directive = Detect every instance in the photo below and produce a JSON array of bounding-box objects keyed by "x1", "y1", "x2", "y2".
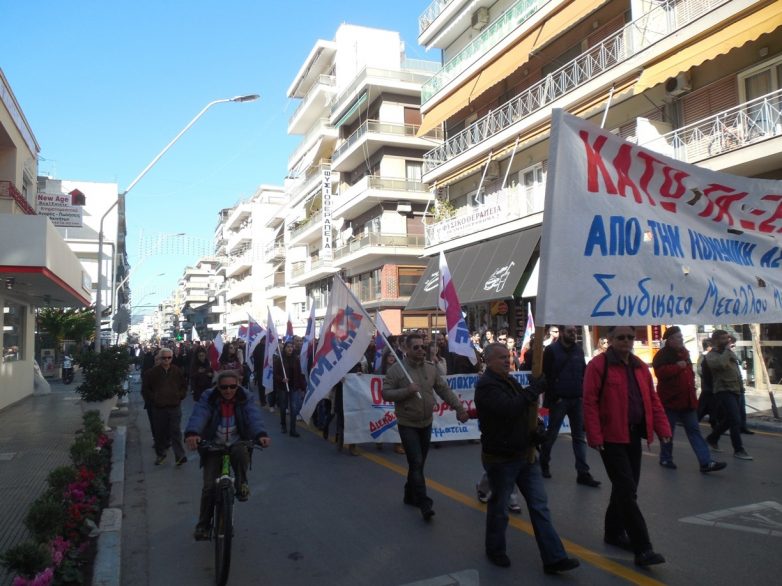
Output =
[
  {"x1": 475, "y1": 369, "x2": 539, "y2": 458},
  {"x1": 542, "y1": 340, "x2": 586, "y2": 399}
]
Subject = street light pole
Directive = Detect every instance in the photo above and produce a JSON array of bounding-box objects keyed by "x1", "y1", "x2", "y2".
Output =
[{"x1": 94, "y1": 94, "x2": 260, "y2": 350}]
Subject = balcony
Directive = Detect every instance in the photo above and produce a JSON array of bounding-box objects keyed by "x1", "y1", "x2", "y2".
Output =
[
  {"x1": 423, "y1": 0, "x2": 728, "y2": 175},
  {"x1": 0, "y1": 180, "x2": 35, "y2": 215},
  {"x1": 421, "y1": 0, "x2": 548, "y2": 104},
  {"x1": 289, "y1": 75, "x2": 337, "y2": 134},
  {"x1": 419, "y1": 0, "x2": 458, "y2": 35},
  {"x1": 649, "y1": 88, "x2": 782, "y2": 169},
  {"x1": 425, "y1": 183, "x2": 544, "y2": 247},
  {"x1": 334, "y1": 176, "x2": 431, "y2": 218},
  {"x1": 290, "y1": 258, "x2": 338, "y2": 285},
  {"x1": 226, "y1": 228, "x2": 251, "y2": 255},
  {"x1": 225, "y1": 201, "x2": 252, "y2": 232},
  {"x1": 332, "y1": 120, "x2": 442, "y2": 172},
  {"x1": 264, "y1": 240, "x2": 286, "y2": 262},
  {"x1": 265, "y1": 272, "x2": 288, "y2": 299},
  {"x1": 226, "y1": 304, "x2": 252, "y2": 325},
  {"x1": 287, "y1": 118, "x2": 338, "y2": 173},
  {"x1": 333, "y1": 232, "x2": 425, "y2": 265},
  {"x1": 225, "y1": 279, "x2": 253, "y2": 302},
  {"x1": 225, "y1": 249, "x2": 253, "y2": 278},
  {"x1": 209, "y1": 304, "x2": 226, "y2": 314},
  {"x1": 288, "y1": 210, "x2": 323, "y2": 245}
]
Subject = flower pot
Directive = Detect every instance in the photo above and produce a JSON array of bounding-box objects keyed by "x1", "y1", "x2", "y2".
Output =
[{"x1": 81, "y1": 395, "x2": 118, "y2": 431}]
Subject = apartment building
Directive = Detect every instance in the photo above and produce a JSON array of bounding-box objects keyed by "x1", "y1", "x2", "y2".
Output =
[
  {"x1": 176, "y1": 257, "x2": 222, "y2": 341},
  {"x1": 0, "y1": 69, "x2": 91, "y2": 408},
  {"x1": 282, "y1": 24, "x2": 442, "y2": 333},
  {"x1": 408, "y1": 0, "x2": 782, "y2": 359}
]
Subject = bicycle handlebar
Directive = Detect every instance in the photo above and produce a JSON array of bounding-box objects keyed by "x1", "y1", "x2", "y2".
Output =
[{"x1": 197, "y1": 440, "x2": 263, "y2": 453}]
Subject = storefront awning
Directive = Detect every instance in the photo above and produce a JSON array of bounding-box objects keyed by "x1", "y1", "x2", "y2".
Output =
[
  {"x1": 635, "y1": 2, "x2": 782, "y2": 93},
  {"x1": 406, "y1": 226, "x2": 540, "y2": 310}
]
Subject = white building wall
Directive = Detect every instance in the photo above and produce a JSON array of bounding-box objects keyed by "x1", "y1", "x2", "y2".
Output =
[{"x1": 334, "y1": 25, "x2": 402, "y2": 93}]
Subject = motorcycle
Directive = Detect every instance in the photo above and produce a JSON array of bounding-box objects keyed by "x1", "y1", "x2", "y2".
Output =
[{"x1": 62, "y1": 355, "x2": 74, "y2": 384}]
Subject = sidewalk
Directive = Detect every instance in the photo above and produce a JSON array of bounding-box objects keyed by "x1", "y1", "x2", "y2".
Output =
[{"x1": 0, "y1": 374, "x2": 128, "y2": 586}]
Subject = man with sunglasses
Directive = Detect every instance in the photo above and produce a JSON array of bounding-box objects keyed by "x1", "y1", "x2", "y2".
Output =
[
  {"x1": 383, "y1": 333, "x2": 469, "y2": 521},
  {"x1": 185, "y1": 372, "x2": 271, "y2": 540},
  {"x1": 141, "y1": 347, "x2": 188, "y2": 466}
]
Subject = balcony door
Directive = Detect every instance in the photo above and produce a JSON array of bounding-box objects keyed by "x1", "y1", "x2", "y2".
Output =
[{"x1": 739, "y1": 57, "x2": 782, "y2": 139}]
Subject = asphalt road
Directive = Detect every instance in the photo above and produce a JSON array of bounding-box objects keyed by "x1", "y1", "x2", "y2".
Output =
[{"x1": 120, "y1": 378, "x2": 782, "y2": 586}]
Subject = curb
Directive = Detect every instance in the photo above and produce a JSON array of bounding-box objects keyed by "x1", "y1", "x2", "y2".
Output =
[
  {"x1": 92, "y1": 425, "x2": 126, "y2": 586},
  {"x1": 746, "y1": 418, "x2": 782, "y2": 434}
]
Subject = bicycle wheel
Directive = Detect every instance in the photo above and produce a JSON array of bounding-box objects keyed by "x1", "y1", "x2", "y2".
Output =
[{"x1": 214, "y1": 483, "x2": 234, "y2": 586}]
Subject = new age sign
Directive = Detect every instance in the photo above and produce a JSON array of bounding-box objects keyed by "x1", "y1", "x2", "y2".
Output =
[{"x1": 537, "y1": 111, "x2": 782, "y2": 326}]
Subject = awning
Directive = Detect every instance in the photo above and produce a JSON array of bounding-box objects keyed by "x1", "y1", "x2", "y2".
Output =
[
  {"x1": 334, "y1": 92, "x2": 367, "y2": 129},
  {"x1": 418, "y1": 0, "x2": 610, "y2": 136},
  {"x1": 406, "y1": 226, "x2": 540, "y2": 310},
  {"x1": 636, "y1": 2, "x2": 782, "y2": 93}
]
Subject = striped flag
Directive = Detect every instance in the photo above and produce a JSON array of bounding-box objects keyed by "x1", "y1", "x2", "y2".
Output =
[
  {"x1": 191, "y1": 326, "x2": 200, "y2": 342},
  {"x1": 520, "y1": 302, "x2": 535, "y2": 362},
  {"x1": 300, "y1": 301, "x2": 316, "y2": 377},
  {"x1": 373, "y1": 312, "x2": 392, "y2": 373},
  {"x1": 246, "y1": 313, "x2": 266, "y2": 372},
  {"x1": 207, "y1": 333, "x2": 223, "y2": 371},
  {"x1": 262, "y1": 308, "x2": 280, "y2": 389},
  {"x1": 438, "y1": 251, "x2": 477, "y2": 365},
  {"x1": 285, "y1": 310, "x2": 294, "y2": 342}
]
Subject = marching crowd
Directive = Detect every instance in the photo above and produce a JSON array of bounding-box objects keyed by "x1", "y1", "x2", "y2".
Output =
[{"x1": 134, "y1": 323, "x2": 755, "y2": 575}]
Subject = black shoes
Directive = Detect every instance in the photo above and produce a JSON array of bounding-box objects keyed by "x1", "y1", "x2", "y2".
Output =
[
  {"x1": 634, "y1": 550, "x2": 666, "y2": 567},
  {"x1": 154, "y1": 454, "x2": 167, "y2": 466},
  {"x1": 175, "y1": 456, "x2": 187, "y2": 467},
  {"x1": 487, "y1": 552, "x2": 511, "y2": 567},
  {"x1": 543, "y1": 557, "x2": 580, "y2": 574},
  {"x1": 193, "y1": 525, "x2": 210, "y2": 541},
  {"x1": 237, "y1": 483, "x2": 250, "y2": 502},
  {"x1": 740, "y1": 427, "x2": 755, "y2": 435},
  {"x1": 659, "y1": 460, "x2": 677, "y2": 469},
  {"x1": 604, "y1": 532, "x2": 634, "y2": 552},
  {"x1": 421, "y1": 506, "x2": 435, "y2": 521},
  {"x1": 541, "y1": 465, "x2": 552, "y2": 479},
  {"x1": 700, "y1": 460, "x2": 727, "y2": 473},
  {"x1": 576, "y1": 472, "x2": 601, "y2": 487},
  {"x1": 289, "y1": 430, "x2": 301, "y2": 438}
]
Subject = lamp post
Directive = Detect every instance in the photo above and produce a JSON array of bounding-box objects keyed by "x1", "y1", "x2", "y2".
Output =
[{"x1": 94, "y1": 94, "x2": 260, "y2": 350}]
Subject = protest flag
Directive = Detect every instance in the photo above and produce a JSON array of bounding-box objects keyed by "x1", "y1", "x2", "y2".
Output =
[
  {"x1": 438, "y1": 251, "x2": 477, "y2": 365},
  {"x1": 262, "y1": 309, "x2": 281, "y2": 390},
  {"x1": 300, "y1": 300, "x2": 316, "y2": 378},
  {"x1": 520, "y1": 302, "x2": 535, "y2": 362},
  {"x1": 246, "y1": 313, "x2": 266, "y2": 372},
  {"x1": 191, "y1": 326, "x2": 200, "y2": 343},
  {"x1": 207, "y1": 333, "x2": 223, "y2": 371},
  {"x1": 285, "y1": 311, "x2": 294, "y2": 342},
  {"x1": 373, "y1": 312, "x2": 392, "y2": 373}
]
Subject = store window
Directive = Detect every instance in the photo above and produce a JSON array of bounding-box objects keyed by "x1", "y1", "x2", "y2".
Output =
[
  {"x1": 372, "y1": 268, "x2": 382, "y2": 300},
  {"x1": 2, "y1": 302, "x2": 26, "y2": 362},
  {"x1": 398, "y1": 267, "x2": 424, "y2": 297}
]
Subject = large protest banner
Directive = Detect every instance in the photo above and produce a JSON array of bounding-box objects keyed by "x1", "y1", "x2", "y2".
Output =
[
  {"x1": 538, "y1": 110, "x2": 782, "y2": 326},
  {"x1": 342, "y1": 372, "x2": 533, "y2": 444}
]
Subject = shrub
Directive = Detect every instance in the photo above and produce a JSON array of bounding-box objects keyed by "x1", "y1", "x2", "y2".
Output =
[
  {"x1": 0, "y1": 541, "x2": 51, "y2": 579},
  {"x1": 46, "y1": 467, "x2": 78, "y2": 497},
  {"x1": 75, "y1": 345, "x2": 131, "y2": 402},
  {"x1": 25, "y1": 495, "x2": 66, "y2": 543}
]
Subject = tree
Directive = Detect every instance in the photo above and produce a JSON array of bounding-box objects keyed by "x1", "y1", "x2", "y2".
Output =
[{"x1": 38, "y1": 307, "x2": 95, "y2": 358}]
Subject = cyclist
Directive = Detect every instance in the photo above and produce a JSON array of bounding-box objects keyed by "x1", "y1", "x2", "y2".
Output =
[{"x1": 185, "y1": 371, "x2": 271, "y2": 540}]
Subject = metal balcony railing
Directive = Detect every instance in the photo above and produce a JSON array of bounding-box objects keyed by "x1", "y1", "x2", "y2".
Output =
[
  {"x1": 333, "y1": 120, "x2": 442, "y2": 162},
  {"x1": 419, "y1": 0, "x2": 458, "y2": 35},
  {"x1": 331, "y1": 66, "x2": 439, "y2": 117},
  {"x1": 333, "y1": 233, "x2": 425, "y2": 260},
  {"x1": 291, "y1": 258, "x2": 329, "y2": 279},
  {"x1": 337, "y1": 175, "x2": 427, "y2": 207},
  {"x1": 652, "y1": 88, "x2": 782, "y2": 164},
  {"x1": 421, "y1": 0, "x2": 547, "y2": 103},
  {"x1": 423, "y1": 0, "x2": 729, "y2": 173},
  {"x1": 264, "y1": 240, "x2": 286, "y2": 261},
  {"x1": 289, "y1": 210, "x2": 323, "y2": 239},
  {"x1": 289, "y1": 74, "x2": 336, "y2": 126},
  {"x1": 0, "y1": 180, "x2": 35, "y2": 214}
]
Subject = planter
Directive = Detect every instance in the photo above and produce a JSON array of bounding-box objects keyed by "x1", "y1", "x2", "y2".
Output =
[{"x1": 81, "y1": 396, "x2": 118, "y2": 431}]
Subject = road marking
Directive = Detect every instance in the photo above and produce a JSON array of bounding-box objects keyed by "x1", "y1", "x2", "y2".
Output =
[
  {"x1": 358, "y1": 448, "x2": 666, "y2": 586},
  {"x1": 680, "y1": 501, "x2": 782, "y2": 537}
]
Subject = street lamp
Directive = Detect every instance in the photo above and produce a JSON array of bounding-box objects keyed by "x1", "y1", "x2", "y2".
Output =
[{"x1": 94, "y1": 94, "x2": 260, "y2": 350}]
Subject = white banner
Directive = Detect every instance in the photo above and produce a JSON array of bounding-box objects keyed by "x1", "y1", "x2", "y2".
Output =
[
  {"x1": 538, "y1": 110, "x2": 782, "y2": 326},
  {"x1": 341, "y1": 371, "x2": 533, "y2": 444},
  {"x1": 36, "y1": 192, "x2": 82, "y2": 227},
  {"x1": 321, "y1": 167, "x2": 333, "y2": 262}
]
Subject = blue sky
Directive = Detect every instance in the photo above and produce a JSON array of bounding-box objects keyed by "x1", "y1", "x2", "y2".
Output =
[{"x1": 3, "y1": 0, "x2": 436, "y2": 313}]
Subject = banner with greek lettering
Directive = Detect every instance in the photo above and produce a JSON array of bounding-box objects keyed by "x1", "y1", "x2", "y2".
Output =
[
  {"x1": 341, "y1": 371, "x2": 532, "y2": 444},
  {"x1": 538, "y1": 110, "x2": 782, "y2": 326}
]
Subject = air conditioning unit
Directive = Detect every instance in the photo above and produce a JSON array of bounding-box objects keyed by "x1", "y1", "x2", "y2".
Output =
[
  {"x1": 471, "y1": 7, "x2": 490, "y2": 30},
  {"x1": 665, "y1": 72, "x2": 692, "y2": 97},
  {"x1": 485, "y1": 161, "x2": 500, "y2": 181}
]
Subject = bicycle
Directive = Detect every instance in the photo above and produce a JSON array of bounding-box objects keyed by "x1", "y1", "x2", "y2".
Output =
[{"x1": 198, "y1": 440, "x2": 261, "y2": 586}]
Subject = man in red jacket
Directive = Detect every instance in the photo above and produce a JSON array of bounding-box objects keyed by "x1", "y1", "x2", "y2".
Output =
[{"x1": 652, "y1": 327, "x2": 726, "y2": 473}]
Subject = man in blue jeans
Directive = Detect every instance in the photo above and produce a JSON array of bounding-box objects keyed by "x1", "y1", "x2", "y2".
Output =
[
  {"x1": 475, "y1": 343, "x2": 579, "y2": 574},
  {"x1": 652, "y1": 326, "x2": 727, "y2": 472}
]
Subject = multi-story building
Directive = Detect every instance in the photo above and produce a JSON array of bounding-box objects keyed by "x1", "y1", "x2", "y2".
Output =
[
  {"x1": 408, "y1": 0, "x2": 782, "y2": 361},
  {"x1": 0, "y1": 69, "x2": 91, "y2": 408},
  {"x1": 176, "y1": 257, "x2": 222, "y2": 341},
  {"x1": 283, "y1": 24, "x2": 442, "y2": 333},
  {"x1": 36, "y1": 177, "x2": 129, "y2": 341}
]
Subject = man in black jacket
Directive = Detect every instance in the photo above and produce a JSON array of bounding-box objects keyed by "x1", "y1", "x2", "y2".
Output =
[
  {"x1": 540, "y1": 325, "x2": 600, "y2": 486},
  {"x1": 475, "y1": 343, "x2": 579, "y2": 574}
]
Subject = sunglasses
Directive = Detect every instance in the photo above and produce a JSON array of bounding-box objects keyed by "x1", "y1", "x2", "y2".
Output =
[
  {"x1": 219, "y1": 384, "x2": 238, "y2": 390},
  {"x1": 409, "y1": 344, "x2": 424, "y2": 351},
  {"x1": 614, "y1": 335, "x2": 635, "y2": 341},
  {"x1": 498, "y1": 337, "x2": 507, "y2": 341}
]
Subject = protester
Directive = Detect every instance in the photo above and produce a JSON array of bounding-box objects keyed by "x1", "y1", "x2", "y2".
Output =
[
  {"x1": 141, "y1": 347, "x2": 188, "y2": 466},
  {"x1": 273, "y1": 341, "x2": 305, "y2": 437},
  {"x1": 184, "y1": 372, "x2": 271, "y2": 540},
  {"x1": 474, "y1": 342, "x2": 579, "y2": 573},
  {"x1": 652, "y1": 326, "x2": 727, "y2": 473},
  {"x1": 382, "y1": 333, "x2": 469, "y2": 521},
  {"x1": 189, "y1": 348, "x2": 214, "y2": 402},
  {"x1": 583, "y1": 326, "x2": 671, "y2": 567},
  {"x1": 540, "y1": 325, "x2": 600, "y2": 486},
  {"x1": 217, "y1": 342, "x2": 243, "y2": 378},
  {"x1": 592, "y1": 338, "x2": 609, "y2": 357}
]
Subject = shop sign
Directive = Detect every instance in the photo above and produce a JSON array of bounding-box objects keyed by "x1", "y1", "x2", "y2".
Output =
[
  {"x1": 36, "y1": 192, "x2": 83, "y2": 227},
  {"x1": 321, "y1": 167, "x2": 333, "y2": 262},
  {"x1": 427, "y1": 191, "x2": 508, "y2": 243}
]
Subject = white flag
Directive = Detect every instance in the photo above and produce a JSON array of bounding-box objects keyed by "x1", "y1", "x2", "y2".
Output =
[
  {"x1": 300, "y1": 300, "x2": 316, "y2": 378},
  {"x1": 262, "y1": 308, "x2": 280, "y2": 389},
  {"x1": 300, "y1": 276, "x2": 374, "y2": 421},
  {"x1": 439, "y1": 251, "x2": 477, "y2": 365},
  {"x1": 191, "y1": 326, "x2": 200, "y2": 342}
]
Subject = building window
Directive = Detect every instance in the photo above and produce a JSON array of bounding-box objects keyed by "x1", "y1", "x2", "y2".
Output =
[
  {"x1": 372, "y1": 268, "x2": 382, "y2": 299},
  {"x1": 2, "y1": 302, "x2": 26, "y2": 362},
  {"x1": 519, "y1": 163, "x2": 546, "y2": 211},
  {"x1": 398, "y1": 267, "x2": 424, "y2": 297},
  {"x1": 405, "y1": 161, "x2": 423, "y2": 182}
]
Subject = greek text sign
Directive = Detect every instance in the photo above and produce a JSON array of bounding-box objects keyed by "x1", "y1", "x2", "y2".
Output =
[
  {"x1": 538, "y1": 111, "x2": 782, "y2": 325},
  {"x1": 36, "y1": 192, "x2": 82, "y2": 227}
]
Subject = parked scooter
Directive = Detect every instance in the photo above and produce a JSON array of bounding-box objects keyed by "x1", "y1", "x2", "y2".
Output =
[{"x1": 62, "y1": 353, "x2": 74, "y2": 384}]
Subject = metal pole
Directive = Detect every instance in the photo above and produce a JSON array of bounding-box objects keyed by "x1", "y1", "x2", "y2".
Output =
[
  {"x1": 501, "y1": 137, "x2": 520, "y2": 189},
  {"x1": 93, "y1": 95, "x2": 260, "y2": 350}
]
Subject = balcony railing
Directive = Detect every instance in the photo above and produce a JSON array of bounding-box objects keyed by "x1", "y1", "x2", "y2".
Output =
[
  {"x1": 333, "y1": 233, "x2": 425, "y2": 260},
  {"x1": 419, "y1": 0, "x2": 458, "y2": 35},
  {"x1": 424, "y1": 183, "x2": 544, "y2": 246},
  {"x1": 264, "y1": 240, "x2": 286, "y2": 261},
  {"x1": 423, "y1": 0, "x2": 728, "y2": 173},
  {"x1": 289, "y1": 210, "x2": 323, "y2": 239},
  {"x1": 421, "y1": 0, "x2": 547, "y2": 103},
  {"x1": 333, "y1": 120, "x2": 442, "y2": 162},
  {"x1": 651, "y1": 88, "x2": 782, "y2": 164},
  {"x1": 0, "y1": 180, "x2": 35, "y2": 215},
  {"x1": 289, "y1": 74, "x2": 336, "y2": 126},
  {"x1": 291, "y1": 258, "x2": 329, "y2": 279},
  {"x1": 331, "y1": 66, "x2": 439, "y2": 118},
  {"x1": 337, "y1": 175, "x2": 427, "y2": 207}
]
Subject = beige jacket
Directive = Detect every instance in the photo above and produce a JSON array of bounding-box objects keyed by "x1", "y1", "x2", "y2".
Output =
[{"x1": 382, "y1": 358, "x2": 466, "y2": 428}]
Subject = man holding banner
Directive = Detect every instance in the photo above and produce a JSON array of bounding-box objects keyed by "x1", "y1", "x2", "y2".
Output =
[{"x1": 382, "y1": 332, "x2": 469, "y2": 521}]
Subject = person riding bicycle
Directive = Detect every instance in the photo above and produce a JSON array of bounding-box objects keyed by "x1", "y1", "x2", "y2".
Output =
[{"x1": 185, "y1": 371, "x2": 271, "y2": 540}]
